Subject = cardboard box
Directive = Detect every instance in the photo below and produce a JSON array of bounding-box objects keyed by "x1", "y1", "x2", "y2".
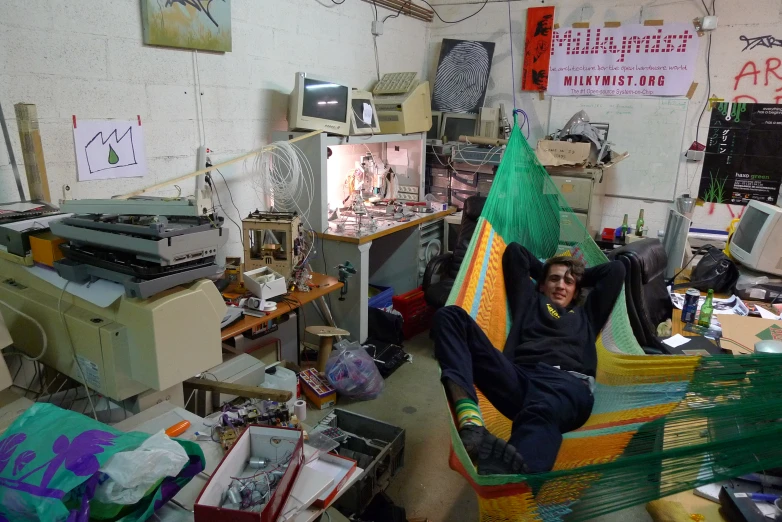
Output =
[
  {"x1": 243, "y1": 267, "x2": 286, "y2": 300},
  {"x1": 536, "y1": 140, "x2": 591, "y2": 166},
  {"x1": 718, "y1": 315, "x2": 782, "y2": 353},
  {"x1": 29, "y1": 232, "x2": 65, "y2": 267},
  {"x1": 300, "y1": 369, "x2": 336, "y2": 410},
  {"x1": 195, "y1": 425, "x2": 304, "y2": 522}
]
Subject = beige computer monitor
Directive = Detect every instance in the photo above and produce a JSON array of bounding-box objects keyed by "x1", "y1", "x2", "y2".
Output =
[
  {"x1": 374, "y1": 81, "x2": 432, "y2": 135},
  {"x1": 288, "y1": 72, "x2": 351, "y2": 136},
  {"x1": 349, "y1": 90, "x2": 381, "y2": 136}
]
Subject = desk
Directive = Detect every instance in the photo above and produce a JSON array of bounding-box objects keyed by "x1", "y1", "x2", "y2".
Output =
[
  {"x1": 221, "y1": 272, "x2": 342, "y2": 342},
  {"x1": 316, "y1": 209, "x2": 456, "y2": 342}
]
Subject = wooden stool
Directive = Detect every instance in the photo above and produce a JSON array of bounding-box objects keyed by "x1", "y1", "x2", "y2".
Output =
[{"x1": 306, "y1": 326, "x2": 349, "y2": 373}]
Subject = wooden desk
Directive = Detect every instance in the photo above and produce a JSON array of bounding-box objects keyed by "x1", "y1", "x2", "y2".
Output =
[
  {"x1": 221, "y1": 272, "x2": 342, "y2": 342},
  {"x1": 316, "y1": 207, "x2": 456, "y2": 245}
]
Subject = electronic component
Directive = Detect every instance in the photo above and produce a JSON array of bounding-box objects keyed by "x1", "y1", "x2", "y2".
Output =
[
  {"x1": 372, "y1": 72, "x2": 418, "y2": 95},
  {"x1": 242, "y1": 211, "x2": 303, "y2": 282},
  {"x1": 349, "y1": 90, "x2": 381, "y2": 136},
  {"x1": 441, "y1": 112, "x2": 478, "y2": 143},
  {"x1": 374, "y1": 81, "x2": 432, "y2": 135},
  {"x1": 478, "y1": 107, "x2": 500, "y2": 139},
  {"x1": 288, "y1": 72, "x2": 351, "y2": 136}
]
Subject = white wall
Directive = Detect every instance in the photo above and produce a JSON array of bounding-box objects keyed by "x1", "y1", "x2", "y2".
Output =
[
  {"x1": 0, "y1": 0, "x2": 429, "y2": 256},
  {"x1": 427, "y1": 0, "x2": 782, "y2": 236}
]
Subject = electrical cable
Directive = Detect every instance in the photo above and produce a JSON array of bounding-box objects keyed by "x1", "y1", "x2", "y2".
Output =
[
  {"x1": 0, "y1": 299, "x2": 47, "y2": 361},
  {"x1": 215, "y1": 167, "x2": 245, "y2": 246},
  {"x1": 693, "y1": 0, "x2": 715, "y2": 152},
  {"x1": 371, "y1": 0, "x2": 378, "y2": 19},
  {"x1": 208, "y1": 174, "x2": 245, "y2": 252},
  {"x1": 507, "y1": 0, "x2": 517, "y2": 111},
  {"x1": 57, "y1": 283, "x2": 98, "y2": 421},
  {"x1": 382, "y1": 0, "x2": 410, "y2": 22},
  {"x1": 419, "y1": 0, "x2": 488, "y2": 24},
  {"x1": 373, "y1": 36, "x2": 381, "y2": 82},
  {"x1": 331, "y1": 0, "x2": 346, "y2": 3}
]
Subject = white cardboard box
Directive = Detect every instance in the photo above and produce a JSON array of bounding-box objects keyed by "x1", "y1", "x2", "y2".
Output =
[{"x1": 243, "y1": 267, "x2": 287, "y2": 300}]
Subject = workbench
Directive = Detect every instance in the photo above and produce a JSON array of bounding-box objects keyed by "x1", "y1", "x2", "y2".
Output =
[{"x1": 315, "y1": 208, "x2": 455, "y2": 342}]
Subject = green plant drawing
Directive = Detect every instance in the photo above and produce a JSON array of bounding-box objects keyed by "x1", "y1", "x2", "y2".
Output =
[
  {"x1": 716, "y1": 102, "x2": 747, "y2": 122},
  {"x1": 702, "y1": 170, "x2": 728, "y2": 203},
  {"x1": 108, "y1": 145, "x2": 119, "y2": 165}
]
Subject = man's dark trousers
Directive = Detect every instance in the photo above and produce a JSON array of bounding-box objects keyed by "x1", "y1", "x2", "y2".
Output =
[{"x1": 432, "y1": 305, "x2": 594, "y2": 472}]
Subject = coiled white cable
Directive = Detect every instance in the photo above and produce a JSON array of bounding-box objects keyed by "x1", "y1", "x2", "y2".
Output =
[{"x1": 0, "y1": 299, "x2": 47, "y2": 361}]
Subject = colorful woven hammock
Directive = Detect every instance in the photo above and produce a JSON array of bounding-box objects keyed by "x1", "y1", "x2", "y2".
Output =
[{"x1": 444, "y1": 119, "x2": 782, "y2": 522}]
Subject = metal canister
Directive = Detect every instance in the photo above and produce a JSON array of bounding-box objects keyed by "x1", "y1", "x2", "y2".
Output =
[{"x1": 681, "y1": 288, "x2": 700, "y2": 323}]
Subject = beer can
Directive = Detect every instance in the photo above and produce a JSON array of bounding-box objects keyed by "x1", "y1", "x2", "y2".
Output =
[{"x1": 681, "y1": 288, "x2": 700, "y2": 323}]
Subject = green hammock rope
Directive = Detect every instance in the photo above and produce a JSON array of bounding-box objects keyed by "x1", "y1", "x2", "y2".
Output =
[{"x1": 443, "y1": 117, "x2": 782, "y2": 522}]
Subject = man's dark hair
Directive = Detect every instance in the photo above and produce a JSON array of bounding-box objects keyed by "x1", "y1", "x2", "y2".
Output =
[{"x1": 541, "y1": 256, "x2": 586, "y2": 291}]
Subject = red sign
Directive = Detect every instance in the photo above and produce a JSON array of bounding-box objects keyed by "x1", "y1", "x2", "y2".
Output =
[{"x1": 522, "y1": 6, "x2": 555, "y2": 91}]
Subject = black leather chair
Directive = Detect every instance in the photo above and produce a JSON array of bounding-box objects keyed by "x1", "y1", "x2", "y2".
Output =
[
  {"x1": 608, "y1": 238, "x2": 673, "y2": 354},
  {"x1": 423, "y1": 196, "x2": 487, "y2": 309}
]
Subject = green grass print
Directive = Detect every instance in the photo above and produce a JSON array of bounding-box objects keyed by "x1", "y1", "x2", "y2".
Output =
[
  {"x1": 702, "y1": 170, "x2": 728, "y2": 203},
  {"x1": 148, "y1": 5, "x2": 231, "y2": 52}
]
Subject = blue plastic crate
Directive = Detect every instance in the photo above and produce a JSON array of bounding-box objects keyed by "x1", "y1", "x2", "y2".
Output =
[{"x1": 368, "y1": 285, "x2": 393, "y2": 309}]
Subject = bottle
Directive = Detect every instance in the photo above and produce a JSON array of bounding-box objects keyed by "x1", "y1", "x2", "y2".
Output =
[
  {"x1": 697, "y1": 289, "x2": 714, "y2": 327},
  {"x1": 635, "y1": 209, "x2": 645, "y2": 237},
  {"x1": 620, "y1": 214, "x2": 629, "y2": 240}
]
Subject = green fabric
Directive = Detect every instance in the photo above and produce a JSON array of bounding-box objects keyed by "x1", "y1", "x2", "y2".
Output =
[{"x1": 440, "y1": 116, "x2": 782, "y2": 521}]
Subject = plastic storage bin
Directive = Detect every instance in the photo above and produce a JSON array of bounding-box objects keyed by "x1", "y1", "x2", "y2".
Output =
[
  {"x1": 368, "y1": 285, "x2": 394, "y2": 309},
  {"x1": 326, "y1": 409, "x2": 405, "y2": 517},
  {"x1": 391, "y1": 287, "x2": 434, "y2": 339}
]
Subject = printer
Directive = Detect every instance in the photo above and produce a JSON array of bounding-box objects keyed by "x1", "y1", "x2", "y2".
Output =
[{"x1": 0, "y1": 196, "x2": 227, "y2": 401}]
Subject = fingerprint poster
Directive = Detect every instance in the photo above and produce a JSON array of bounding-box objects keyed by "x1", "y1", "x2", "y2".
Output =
[
  {"x1": 431, "y1": 39, "x2": 495, "y2": 114},
  {"x1": 522, "y1": 6, "x2": 555, "y2": 91},
  {"x1": 698, "y1": 102, "x2": 782, "y2": 206}
]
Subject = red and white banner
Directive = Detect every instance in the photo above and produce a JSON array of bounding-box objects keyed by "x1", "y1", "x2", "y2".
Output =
[{"x1": 547, "y1": 23, "x2": 699, "y2": 96}]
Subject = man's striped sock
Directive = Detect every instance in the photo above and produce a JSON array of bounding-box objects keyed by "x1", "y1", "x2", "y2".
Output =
[{"x1": 455, "y1": 398, "x2": 484, "y2": 429}]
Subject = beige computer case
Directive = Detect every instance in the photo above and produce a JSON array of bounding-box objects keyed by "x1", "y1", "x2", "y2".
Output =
[
  {"x1": 0, "y1": 259, "x2": 224, "y2": 401},
  {"x1": 375, "y1": 81, "x2": 433, "y2": 135}
]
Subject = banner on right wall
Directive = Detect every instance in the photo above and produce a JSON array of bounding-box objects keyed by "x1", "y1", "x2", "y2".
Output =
[{"x1": 698, "y1": 102, "x2": 782, "y2": 206}]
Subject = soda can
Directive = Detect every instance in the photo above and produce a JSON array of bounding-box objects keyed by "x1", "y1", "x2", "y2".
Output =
[{"x1": 681, "y1": 288, "x2": 700, "y2": 323}]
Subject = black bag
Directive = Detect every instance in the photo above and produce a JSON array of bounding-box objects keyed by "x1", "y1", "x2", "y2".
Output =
[{"x1": 672, "y1": 245, "x2": 739, "y2": 294}]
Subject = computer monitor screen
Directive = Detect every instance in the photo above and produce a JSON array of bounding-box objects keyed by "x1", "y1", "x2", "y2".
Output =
[
  {"x1": 428, "y1": 113, "x2": 441, "y2": 141},
  {"x1": 351, "y1": 98, "x2": 376, "y2": 129},
  {"x1": 733, "y1": 205, "x2": 769, "y2": 253},
  {"x1": 442, "y1": 116, "x2": 476, "y2": 142},
  {"x1": 302, "y1": 78, "x2": 349, "y2": 122}
]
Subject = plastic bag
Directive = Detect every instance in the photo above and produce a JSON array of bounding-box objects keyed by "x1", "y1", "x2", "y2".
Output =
[
  {"x1": 324, "y1": 342, "x2": 384, "y2": 400},
  {"x1": 0, "y1": 403, "x2": 205, "y2": 522},
  {"x1": 93, "y1": 430, "x2": 189, "y2": 505}
]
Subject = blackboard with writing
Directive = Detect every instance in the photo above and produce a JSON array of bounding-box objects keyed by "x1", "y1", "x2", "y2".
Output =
[{"x1": 699, "y1": 102, "x2": 782, "y2": 206}]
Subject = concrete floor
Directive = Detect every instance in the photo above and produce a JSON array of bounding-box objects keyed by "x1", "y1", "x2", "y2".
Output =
[{"x1": 311, "y1": 331, "x2": 652, "y2": 522}]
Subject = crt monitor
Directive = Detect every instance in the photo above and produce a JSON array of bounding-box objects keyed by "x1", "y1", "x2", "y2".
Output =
[
  {"x1": 729, "y1": 200, "x2": 782, "y2": 276},
  {"x1": 441, "y1": 112, "x2": 477, "y2": 143},
  {"x1": 288, "y1": 72, "x2": 351, "y2": 136},
  {"x1": 428, "y1": 111, "x2": 442, "y2": 141}
]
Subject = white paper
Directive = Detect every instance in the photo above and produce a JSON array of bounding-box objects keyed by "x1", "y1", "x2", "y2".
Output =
[
  {"x1": 757, "y1": 306, "x2": 781, "y2": 320},
  {"x1": 362, "y1": 103, "x2": 373, "y2": 126},
  {"x1": 73, "y1": 120, "x2": 147, "y2": 181},
  {"x1": 387, "y1": 148, "x2": 408, "y2": 166},
  {"x1": 24, "y1": 265, "x2": 124, "y2": 308},
  {"x1": 0, "y1": 202, "x2": 46, "y2": 213},
  {"x1": 670, "y1": 291, "x2": 749, "y2": 316},
  {"x1": 662, "y1": 334, "x2": 691, "y2": 348}
]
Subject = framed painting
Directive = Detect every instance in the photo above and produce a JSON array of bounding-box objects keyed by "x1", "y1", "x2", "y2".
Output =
[{"x1": 141, "y1": 0, "x2": 232, "y2": 52}]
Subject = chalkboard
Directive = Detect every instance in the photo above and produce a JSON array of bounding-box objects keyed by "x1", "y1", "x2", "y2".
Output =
[{"x1": 548, "y1": 97, "x2": 689, "y2": 202}]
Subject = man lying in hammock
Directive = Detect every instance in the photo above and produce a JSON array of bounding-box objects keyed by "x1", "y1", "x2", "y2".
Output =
[{"x1": 432, "y1": 242, "x2": 625, "y2": 475}]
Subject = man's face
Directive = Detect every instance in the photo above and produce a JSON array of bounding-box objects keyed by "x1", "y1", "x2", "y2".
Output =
[{"x1": 540, "y1": 264, "x2": 577, "y2": 307}]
